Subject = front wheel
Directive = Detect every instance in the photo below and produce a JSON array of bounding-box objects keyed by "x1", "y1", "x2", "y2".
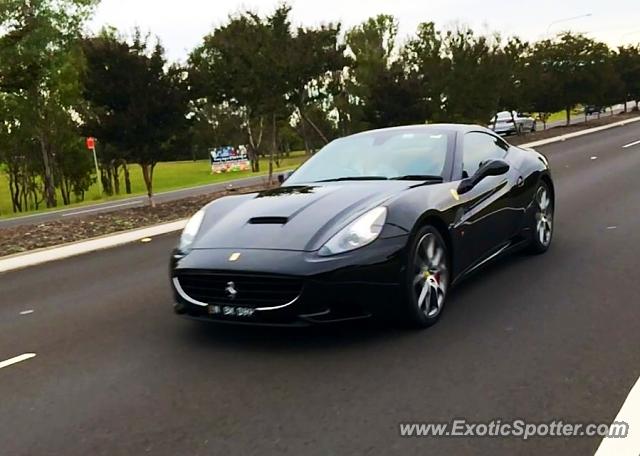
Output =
[
  {"x1": 527, "y1": 182, "x2": 554, "y2": 254},
  {"x1": 399, "y1": 226, "x2": 450, "y2": 328}
]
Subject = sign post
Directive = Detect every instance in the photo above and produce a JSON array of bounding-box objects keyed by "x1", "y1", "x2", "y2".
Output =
[{"x1": 86, "y1": 137, "x2": 103, "y2": 196}]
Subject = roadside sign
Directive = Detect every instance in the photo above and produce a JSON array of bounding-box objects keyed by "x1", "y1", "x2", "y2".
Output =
[{"x1": 86, "y1": 137, "x2": 96, "y2": 150}]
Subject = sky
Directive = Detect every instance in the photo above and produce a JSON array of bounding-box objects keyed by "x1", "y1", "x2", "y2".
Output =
[{"x1": 90, "y1": 0, "x2": 640, "y2": 62}]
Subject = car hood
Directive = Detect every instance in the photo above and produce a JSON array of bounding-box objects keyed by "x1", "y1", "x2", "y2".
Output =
[{"x1": 192, "y1": 181, "x2": 414, "y2": 252}]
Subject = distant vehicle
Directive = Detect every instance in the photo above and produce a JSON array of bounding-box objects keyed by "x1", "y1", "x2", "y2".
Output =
[
  {"x1": 488, "y1": 111, "x2": 536, "y2": 135},
  {"x1": 171, "y1": 124, "x2": 555, "y2": 329},
  {"x1": 585, "y1": 105, "x2": 605, "y2": 116}
]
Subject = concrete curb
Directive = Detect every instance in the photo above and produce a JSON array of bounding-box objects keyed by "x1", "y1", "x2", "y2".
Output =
[
  {"x1": 0, "y1": 220, "x2": 186, "y2": 273},
  {"x1": 2, "y1": 115, "x2": 639, "y2": 273},
  {"x1": 519, "y1": 115, "x2": 640, "y2": 148}
]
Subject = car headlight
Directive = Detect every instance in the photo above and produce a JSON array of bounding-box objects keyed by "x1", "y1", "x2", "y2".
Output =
[
  {"x1": 319, "y1": 207, "x2": 387, "y2": 256},
  {"x1": 178, "y1": 209, "x2": 205, "y2": 252}
]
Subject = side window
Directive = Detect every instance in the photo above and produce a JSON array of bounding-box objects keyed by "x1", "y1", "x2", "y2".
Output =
[{"x1": 462, "y1": 132, "x2": 508, "y2": 178}]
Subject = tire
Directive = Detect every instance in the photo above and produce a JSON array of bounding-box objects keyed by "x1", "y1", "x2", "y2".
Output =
[
  {"x1": 527, "y1": 181, "x2": 554, "y2": 254},
  {"x1": 398, "y1": 225, "x2": 450, "y2": 328}
]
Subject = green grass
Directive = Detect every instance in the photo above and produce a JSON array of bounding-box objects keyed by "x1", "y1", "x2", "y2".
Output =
[
  {"x1": 0, "y1": 151, "x2": 308, "y2": 219},
  {"x1": 540, "y1": 107, "x2": 584, "y2": 124}
]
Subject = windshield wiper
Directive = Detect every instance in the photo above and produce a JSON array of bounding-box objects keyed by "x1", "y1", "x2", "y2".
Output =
[
  {"x1": 315, "y1": 176, "x2": 389, "y2": 182},
  {"x1": 390, "y1": 175, "x2": 444, "y2": 182}
]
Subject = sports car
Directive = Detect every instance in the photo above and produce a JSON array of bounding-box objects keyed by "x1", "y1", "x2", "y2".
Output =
[{"x1": 170, "y1": 124, "x2": 554, "y2": 328}]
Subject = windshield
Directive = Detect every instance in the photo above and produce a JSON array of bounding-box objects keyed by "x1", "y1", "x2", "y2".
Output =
[{"x1": 286, "y1": 129, "x2": 452, "y2": 185}]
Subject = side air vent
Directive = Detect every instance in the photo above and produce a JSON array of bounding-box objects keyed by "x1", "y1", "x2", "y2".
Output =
[{"x1": 248, "y1": 216, "x2": 289, "y2": 225}]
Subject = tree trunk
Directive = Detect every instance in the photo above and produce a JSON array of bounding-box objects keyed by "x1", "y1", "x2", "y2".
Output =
[
  {"x1": 300, "y1": 114, "x2": 311, "y2": 155},
  {"x1": 509, "y1": 111, "x2": 519, "y2": 136},
  {"x1": 565, "y1": 107, "x2": 571, "y2": 126},
  {"x1": 112, "y1": 161, "x2": 121, "y2": 195},
  {"x1": 268, "y1": 113, "x2": 276, "y2": 185},
  {"x1": 60, "y1": 178, "x2": 70, "y2": 205},
  {"x1": 38, "y1": 134, "x2": 57, "y2": 208},
  {"x1": 141, "y1": 162, "x2": 156, "y2": 207},
  {"x1": 300, "y1": 109, "x2": 329, "y2": 145},
  {"x1": 122, "y1": 161, "x2": 132, "y2": 194},
  {"x1": 246, "y1": 117, "x2": 264, "y2": 172},
  {"x1": 9, "y1": 175, "x2": 21, "y2": 212}
]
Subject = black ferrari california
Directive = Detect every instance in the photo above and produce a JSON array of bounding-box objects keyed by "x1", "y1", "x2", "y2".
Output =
[{"x1": 170, "y1": 124, "x2": 554, "y2": 328}]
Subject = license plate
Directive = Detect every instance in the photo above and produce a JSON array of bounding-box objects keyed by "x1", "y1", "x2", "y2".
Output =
[{"x1": 208, "y1": 305, "x2": 255, "y2": 317}]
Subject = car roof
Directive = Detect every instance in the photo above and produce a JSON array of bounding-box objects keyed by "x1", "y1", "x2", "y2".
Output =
[{"x1": 346, "y1": 123, "x2": 494, "y2": 139}]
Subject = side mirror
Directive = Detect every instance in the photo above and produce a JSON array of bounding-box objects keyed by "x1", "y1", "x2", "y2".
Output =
[
  {"x1": 457, "y1": 159, "x2": 510, "y2": 195},
  {"x1": 277, "y1": 171, "x2": 293, "y2": 184}
]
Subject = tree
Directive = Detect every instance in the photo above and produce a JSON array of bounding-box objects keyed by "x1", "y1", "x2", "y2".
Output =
[
  {"x1": 521, "y1": 40, "x2": 564, "y2": 129},
  {"x1": 437, "y1": 28, "x2": 510, "y2": 124},
  {"x1": 345, "y1": 15, "x2": 426, "y2": 129},
  {"x1": 615, "y1": 45, "x2": 640, "y2": 110},
  {"x1": 285, "y1": 23, "x2": 348, "y2": 150},
  {"x1": 82, "y1": 30, "x2": 190, "y2": 205},
  {"x1": 0, "y1": 0, "x2": 98, "y2": 208},
  {"x1": 403, "y1": 22, "x2": 447, "y2": 123},
  {"x1": 190, "y1": 6, "x2": 291, "y2": 181},
  {"x1": 529, "y1": 33, "x2": 612, "y2": 125}
]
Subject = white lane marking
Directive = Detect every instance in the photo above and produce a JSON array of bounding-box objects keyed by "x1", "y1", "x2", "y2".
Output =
[
  {"x1": 591, "y1": 156, "x2": 598, "y2": 160},
  {"x1": 62, "y1": 200, "x2": 142, "y2": 217},
  {"x1": 607, "y1": 226, "x2": 617, "y2": 230},
  {"x1": 622, "y1": 139, "x2": 640, "y2": 149},
  {"x1": 595, "y1": 376, "x2": 640, "y2": 456},
  {"x1": 0, "y1": 353, "x2": 36, "y2": 369},
  {"x1": 19, "y1": 310, "x2": 34, "y2": 315}
]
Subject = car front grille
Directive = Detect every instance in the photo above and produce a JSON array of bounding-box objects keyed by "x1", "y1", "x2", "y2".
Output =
[{"x1": 174, "y1": 271, "x2": 303, "y2": 308}]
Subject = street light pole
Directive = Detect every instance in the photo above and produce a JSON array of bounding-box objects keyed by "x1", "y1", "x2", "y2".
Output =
[
  {"x1": 91, "y1": 145, "x2": 103, "y2": 196},
  {"x1": 545, "y1": 13, "x2": 593, "y2": 38}
]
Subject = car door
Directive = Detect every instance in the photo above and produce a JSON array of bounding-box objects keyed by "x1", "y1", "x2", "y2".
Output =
[{"x1": 453, "y1": 131, "x2": 522, "y2": 272}]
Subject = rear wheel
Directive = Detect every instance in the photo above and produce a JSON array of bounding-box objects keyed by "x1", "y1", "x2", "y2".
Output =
[
  {"x1": 399, "y1": 226, "x2": 449, "y2": 328},
  {"x1": 527, "y1": 182, "x2": 554, "y2": 254}
]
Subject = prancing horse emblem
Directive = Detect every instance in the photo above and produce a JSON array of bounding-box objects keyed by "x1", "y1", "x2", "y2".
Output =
[{"x1": 225, "y1": 281, "x2": 238, "y2": 300}]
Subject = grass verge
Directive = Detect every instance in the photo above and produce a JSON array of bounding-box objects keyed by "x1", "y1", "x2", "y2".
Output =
[{"x1": 0, "y1": 151, "x2": 307, "y2": 218}]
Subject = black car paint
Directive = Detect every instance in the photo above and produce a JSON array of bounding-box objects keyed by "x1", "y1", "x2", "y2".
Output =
[{"x1": 171, "y1": 125, "x2": 552, "y2": 325}]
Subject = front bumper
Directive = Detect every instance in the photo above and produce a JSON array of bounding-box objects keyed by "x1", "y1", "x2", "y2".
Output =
[{"x1": 170, "y1": 236, "x2": 408, "y2": 326}]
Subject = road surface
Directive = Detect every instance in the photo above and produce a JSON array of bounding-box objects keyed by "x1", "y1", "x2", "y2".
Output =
[{"x1": 1, "y1": 123, "x2": 640, "y2": 455}]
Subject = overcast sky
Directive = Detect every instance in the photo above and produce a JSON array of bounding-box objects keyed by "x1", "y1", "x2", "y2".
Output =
[{"x1": 90, "y1": 0, "x2": 640, "y2": 62}]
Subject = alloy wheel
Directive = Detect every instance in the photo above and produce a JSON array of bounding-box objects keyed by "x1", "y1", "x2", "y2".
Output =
[
  {"x1": 413, "y1": 233, "x2": 448, "y2": 318},
  {"x1": 535, "y1": 186, "x2": 553, "y2": 247}
]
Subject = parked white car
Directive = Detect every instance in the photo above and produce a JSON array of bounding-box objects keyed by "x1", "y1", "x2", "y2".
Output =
[{"x1": 488, "y1": 111, "x2": 536, "y2": 135}]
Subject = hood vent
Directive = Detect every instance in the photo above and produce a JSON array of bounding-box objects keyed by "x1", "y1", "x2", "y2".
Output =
[{"x1": 248, "y1": 216, "x2": 289, "y2": 225}]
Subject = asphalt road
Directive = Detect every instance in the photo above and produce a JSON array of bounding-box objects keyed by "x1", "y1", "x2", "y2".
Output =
[
  {"x1": 2, "y1": 123, "x2": 640, "y2": 455},
  {"x1": 0, "y1": 173, "x2": 273, "y2": 229}
]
